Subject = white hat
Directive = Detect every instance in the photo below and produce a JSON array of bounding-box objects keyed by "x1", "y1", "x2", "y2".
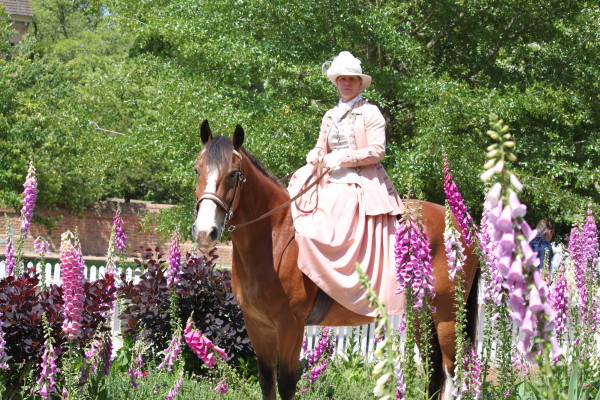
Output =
[{"x1": 324, "y1": 51, "x2": 372, "y2": 92}]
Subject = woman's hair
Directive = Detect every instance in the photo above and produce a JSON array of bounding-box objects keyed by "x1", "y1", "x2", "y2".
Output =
[{"x1": 536, "y1": 219, "x2": 555, "y2": 235}]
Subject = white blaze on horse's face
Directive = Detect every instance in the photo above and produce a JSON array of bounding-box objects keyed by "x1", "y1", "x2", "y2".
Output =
[{"x1": 193, "y1": 167, "x2": 225, "y2": 248}]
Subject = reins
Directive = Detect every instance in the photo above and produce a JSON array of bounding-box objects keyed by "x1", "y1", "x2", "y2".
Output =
[
  {"x1": 229, "y1": 166, "x2": 327, "y2": 231},
  {"x1": 196, "y1": 150, "x2": 328, "y2": 232}
]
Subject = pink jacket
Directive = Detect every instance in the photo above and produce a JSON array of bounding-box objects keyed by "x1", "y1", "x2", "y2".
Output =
[{"x1": 314, "y1": 99, "x2": 404, "y2": 216}]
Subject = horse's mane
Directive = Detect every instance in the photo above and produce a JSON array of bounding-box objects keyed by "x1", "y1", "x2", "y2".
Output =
[{"x1": 205, "y1": 136, "x2": 282, "y2": 187}]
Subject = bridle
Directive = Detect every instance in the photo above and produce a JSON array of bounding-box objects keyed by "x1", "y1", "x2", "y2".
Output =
[
  {"x1": 195, "y1": 149, "x2": 328, "y2": 233},
  {"x1": 195, "y1": 150, "x2": 246, "y2": 230}
]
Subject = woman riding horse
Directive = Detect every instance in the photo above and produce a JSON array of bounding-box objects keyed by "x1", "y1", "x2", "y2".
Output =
[{"x1": 192, "y1": 51, "x2": 479, "y2": 400}]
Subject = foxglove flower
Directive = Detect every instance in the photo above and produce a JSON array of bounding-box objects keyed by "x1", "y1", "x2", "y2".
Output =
[
  {"x1": 481, "y1": 116, "x2": 561, "y2": 362},
  {"x1": 167, "y1": 234, "x2": 182, "y2": 289},
  {"x1": 3, "y1": 234, "x2": 16, "y2": 277},
  {"x1": 60, "y1": 231, "x2": 85, "y2": 340},
  {"x1": 128, "y1": 344, "x2": 145, "y2": 388},
  {"x1": 301, "y1": 327, "x2": 334, "y2": 383},
  {"x1": 462, "y1": 346, "x2": 482, "y2": 399},
  {"x1": 114, "y1": 208, "x2": 126, "y2": 252},
  {"x1": 33, "y1": 237, "x2": 51, "y2": 256},
  {"x1": 443, "y1": 155, "x2": 476, "y2": 246},
  {"x1": 214, "y1": 379, "x2": 228, "y2": 394},
  {"x1": 583, "y1": 207, "x2": 598, "y2": 265},
  {"x1": 184, "y1": 318, "x2": 227, "y2": 368},
  {"x1": 36, "y1": 338, "x2": 58, "y2": 400},
  {"x1": 478, "y1": 211, "x2": 503, "y2": 305},
  {"x1": 99, "y1": 332, "x2": 112, "y2": 375},
  {"x1": 0, "y1": 313, "x2": 9, "y2": 370},
  {"x1": 164, "y1": 371, "x2": 183, "y2": 400},
  {"x1": 395, "y1": 365, "x2": 406, "y2": 400},
  {"x1": 395, "y1": 205, "x2": 435, "y2": 309},
  {"x1": 444, "y1": 206, "x2": 466, "y2": 282},
  {"x1": 549, "y1": 266, "x2": 569, "y2": 338},
  {"x1": 20, "y1": 162, "x2": 37, "y2": 238},
  {"x1": 568, "y1": 224, "x2": 592, "y2": 324},
  {"x1": 84, "y1": 333, "x2": 104, "y2": 374},
  {"x1": 158, "y1": 328, "x2": 182, "y2": 371}
]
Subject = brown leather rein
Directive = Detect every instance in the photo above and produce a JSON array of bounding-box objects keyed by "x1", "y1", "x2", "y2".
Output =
[{"x1": 195, "y1": 150, "x2": 327, "y2": 232}]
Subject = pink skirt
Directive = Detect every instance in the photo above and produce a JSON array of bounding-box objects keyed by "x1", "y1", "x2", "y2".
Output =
[{"x1": 288, "y1": 165, "x2": 405, "y2": 317}]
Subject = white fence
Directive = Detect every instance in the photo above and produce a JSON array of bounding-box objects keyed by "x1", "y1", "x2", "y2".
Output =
[
  {"x1": 0, "y1": 261, "x2": 560, "y2": 362},
  {"x1": 0, "y1": 260, "x2": 484, "y2": 359}
]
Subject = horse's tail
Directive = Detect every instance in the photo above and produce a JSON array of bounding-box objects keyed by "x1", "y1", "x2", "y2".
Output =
[{"x1": 465, "y1": 265, "x2": 481, "y2": 346}]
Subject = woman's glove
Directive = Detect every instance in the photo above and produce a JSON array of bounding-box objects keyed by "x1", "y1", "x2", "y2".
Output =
[
  {"x1": 324, "y1": 150, "x2": 342, "y2": 171},
  {"x1": 306, "y1": 148, "x2": 324, "y2": 165}
]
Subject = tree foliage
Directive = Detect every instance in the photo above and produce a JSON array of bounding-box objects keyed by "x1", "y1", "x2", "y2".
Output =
[{"x1": 1, "y1": 0, "x2": 598, "y2": 235}]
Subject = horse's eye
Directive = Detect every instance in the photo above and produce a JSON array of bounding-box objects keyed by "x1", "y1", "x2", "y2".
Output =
[
  {"x1": 228, "y1": 171, "x2": 238, "y2": 179},
  {"x1": 194, "y1": 167, "x2": 199, "y2": 176}
]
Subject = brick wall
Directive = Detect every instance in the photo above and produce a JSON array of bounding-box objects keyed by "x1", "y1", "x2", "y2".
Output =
[{"x1": 0, "y1": 199, "x2": 232, "y2": 267}]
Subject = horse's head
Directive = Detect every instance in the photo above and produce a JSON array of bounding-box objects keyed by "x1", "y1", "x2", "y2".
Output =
[{"x1": 192, "y1": 120, "x2": 245, "y2": 248}]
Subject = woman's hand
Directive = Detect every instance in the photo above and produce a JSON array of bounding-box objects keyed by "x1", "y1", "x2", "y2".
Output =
[
  {"x1": 324, "y1": 150, "x2": 342, "y2": 171},
  {"x1": 306, "y1": 148, "x2": 324, "y2": 165}
]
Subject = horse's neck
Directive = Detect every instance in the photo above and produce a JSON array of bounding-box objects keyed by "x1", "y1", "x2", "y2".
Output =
[{"x1": 229, "y1": 161, "x2": 291, "y2": 248}]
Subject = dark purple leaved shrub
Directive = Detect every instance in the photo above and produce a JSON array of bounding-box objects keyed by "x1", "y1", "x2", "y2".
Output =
[{"x1": 118, "y1": 247, "x2": 252, "y2": 364}]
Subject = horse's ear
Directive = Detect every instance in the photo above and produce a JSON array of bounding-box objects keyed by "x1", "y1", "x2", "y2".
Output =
[
  {"x1": 232, "y1": 124, "x2": 245, "y2": 150},
  {"x1": 200, "y1": 119, "x2": 213, "y2": 144}
]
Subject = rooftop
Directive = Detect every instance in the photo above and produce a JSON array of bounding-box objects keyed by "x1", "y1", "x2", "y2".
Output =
[{"x1": 1, "y1": 0, "x2": 33, "y2": 17}]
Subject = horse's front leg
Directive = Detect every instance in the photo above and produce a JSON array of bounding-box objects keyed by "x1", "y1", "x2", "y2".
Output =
[
  {"x1": 245, "y1": 318, "x2": 278, "y2": 400},
  {"x1": 276, "y1": 319, "x2": 305, "y2": 400}
]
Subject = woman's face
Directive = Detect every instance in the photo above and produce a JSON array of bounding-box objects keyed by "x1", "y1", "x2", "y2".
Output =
[{"x1": 336, "y1": 75, "x2": 362, "y2": 102}]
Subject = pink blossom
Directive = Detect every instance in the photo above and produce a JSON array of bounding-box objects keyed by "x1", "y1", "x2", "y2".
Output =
[
  {"x1": 33, "y1": 237, "x2": 51, "y2": 256},
  {"x1": 395, "y1": 206, "x2": 435, "y2": 309},
  {"x1": 158, "y1": 328, "x2": 182, "y2": 371},
  {"x1": 20, "y1": 162, "x2": 37, "y2": 238},
  {"x1": 0, "y1": 313, "x2": 9, "y2": 370},
  {"x1": 549, "y1": 267, "x2": 568, "y2": 338},
  {"x1": 395, "y1": 365, "x2": 406, "y2": 399},
  {"x1": 453, "y1": 345, "x2": 482, "y2": 399},
  {"x1": 443, "y1": 156, "x2": 476, "y2": 246},
  {"x1": 128, "y1": 345, "x2": 145, "y2": 388},
  {"x1": 167, "y1": 234, "x2": 182, "y2": 289},
  {"x1": 36, "y1": 338, "x2": 58, "y2": 399},
  {"x1": 114, "y1": 209, "x2": 126, "y2": 252},
  {"x1": 481, "y1": 134, "x2": 560, "y2": 362},
  {"x1": 214, "y1": 379, "x2": 228, "y2": 394},
  {"x1": 301, "y1": 327, "x2": 333, "y2": 383},
  {"x1": 184, "y1": 318, "x2": 228, "y2": 368},
  {"x1": 164, "y1": 372, "x2": 183, "y2": 400},
  {"x1": 444, "y1": 206, "x2": 466, "y2": 282},
  {"x1": 3, "y1": 234, "x2": 16, "y2": 277},
  {"x1": 60, "y1": 231, "x2": 85, "y2": 340}
]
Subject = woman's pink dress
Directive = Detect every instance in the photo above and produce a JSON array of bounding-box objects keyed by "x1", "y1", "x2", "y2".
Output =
[{"x1": 288, "y1": 97, "x2": 405, "y2": 317}]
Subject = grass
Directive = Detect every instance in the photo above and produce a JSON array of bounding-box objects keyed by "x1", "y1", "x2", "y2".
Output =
[{"x1": 102, "y1": 359, "x2": 377, "y2": 400}]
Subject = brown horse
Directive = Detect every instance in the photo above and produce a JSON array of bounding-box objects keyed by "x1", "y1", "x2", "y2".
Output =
[{"x1": 192, "y1": 120, "x2": 479, "y2": 400}]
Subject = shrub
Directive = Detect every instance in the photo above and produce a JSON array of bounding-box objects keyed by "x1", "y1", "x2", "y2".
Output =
[
  {"x1": 0, "y1": 267, "x2": 116, "y2": 393},
  {"x1": 118, "y1": 247, "x2": 253, "y2": 366}
]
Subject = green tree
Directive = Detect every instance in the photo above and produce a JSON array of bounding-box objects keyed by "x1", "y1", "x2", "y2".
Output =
[{"x1": 1, "y1": 0, "x2": 597, "y2": 237}]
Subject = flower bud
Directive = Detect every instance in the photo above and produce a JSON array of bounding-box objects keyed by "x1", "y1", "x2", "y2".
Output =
[
  {"x1": 373, "y1": 360, "x2": 387, "y2": 375},
  {"x1": 484, "y1": 159, "x2": 496, "y2": 170},
  {"x1": 486, "y1": 149, "x2": 499, "y2": 159},
  {"x1": 507, "y1": 153, "x2": 517, "y2": 162},
  {"x1": 486, "y1": 130, "x2": 499, "y2": 140},
  {"x1": 480, "y1": 168, "x2": 496, "y2": 182},
  {"x1": 486, "y1": 144, "x2": 499, "y2": 151},
  {"x1": 500, "y1": 126, "x2": 509, "y2": 134},
  {"x1": 373, "y1": 340, "x2": 388, "y2": 358},
  {"x1": 494, "y1": 160, "x2": 505, "y2": 173},
  {"x1": 504, "y1": 140, "x2": 515, "y2": 148}
]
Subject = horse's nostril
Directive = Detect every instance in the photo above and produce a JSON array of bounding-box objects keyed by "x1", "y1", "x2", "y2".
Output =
[{"x1": 209, "y1": 227, "x2": 219, "y2": 241}]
